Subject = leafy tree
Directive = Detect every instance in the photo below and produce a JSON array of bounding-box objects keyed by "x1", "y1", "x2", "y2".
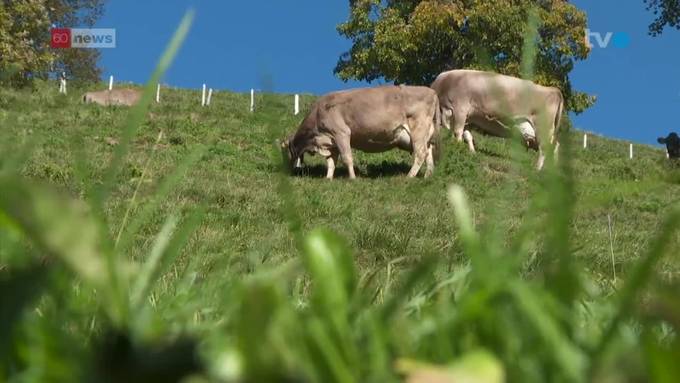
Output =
[
  {"x1": 645, "y1": 0, "x2": 680, "y2": 35},
  {"x1": 336, "y1": 0, "x2": 594, "y2": 113},
  {"x1": 0, "y1": 0, "x2": 54, "y2": 86},
  {"x1": 0, "y1": 0, "x2": 104, "y2": 86},
  {"x1": 47, "y1": 0, "x2": 105, "y2": 83}
]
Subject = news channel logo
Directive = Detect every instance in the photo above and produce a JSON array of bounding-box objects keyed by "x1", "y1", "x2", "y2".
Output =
[
  {"x1": 585, "y1": 29, "x2": 631, "y2": 49},
  {"x1": 51, "y1": 28, "x2": 116, "y2": 49}
]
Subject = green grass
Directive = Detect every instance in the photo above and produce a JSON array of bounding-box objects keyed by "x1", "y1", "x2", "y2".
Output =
[
  {"x1": 2, "y1": 78, "x2": 680, "y2": 381},
  {"x1": 4, "y1": 14, "x2": 680, "y2": 377},
  {"x1": 1, "y1": 81, "x2": 677, "y2": 284}
]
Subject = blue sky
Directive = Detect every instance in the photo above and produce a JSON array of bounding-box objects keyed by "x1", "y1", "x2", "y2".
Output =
[{"x1": 96, "y1": 0, "x2": 680, "y2": 145}]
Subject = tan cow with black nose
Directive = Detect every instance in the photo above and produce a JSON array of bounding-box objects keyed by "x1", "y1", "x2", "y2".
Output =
[
  {"x1": 281, "y1": 85, "x2": 441, "y2": 179},
  {"x1": 82, "y1": 88, "x2": 142, "y2": 106}
]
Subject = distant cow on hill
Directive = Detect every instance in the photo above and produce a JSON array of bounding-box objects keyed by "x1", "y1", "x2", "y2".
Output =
[
  {"x1": 658, "y1": 132, "x2": 680, "y2": 159},
  {"x1": 281, "y1": 85, "x2": 441, "y2": 179},
  {"x1": 82, "y1": 89, "x2": 142, "y2": 107}
]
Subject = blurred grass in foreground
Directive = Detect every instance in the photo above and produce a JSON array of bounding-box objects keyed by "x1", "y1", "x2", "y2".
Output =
[{"x1": 2, "y1": 8, "x2": 680, "y2": 383}]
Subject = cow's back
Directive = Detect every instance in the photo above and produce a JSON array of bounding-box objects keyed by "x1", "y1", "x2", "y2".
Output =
[
  {"x1": 313, "y1": 86, "x2": 438, "y2": 152},
  {"x1": 110, "y1": 89, "x2": 142, "y2": 106},
  {"x1": 433, "y1": 70, "x2": 535, "y2": 104},
  {"x1": 318, "y1": 85, "x2": 435, "y2": 124},
  {"x1": 432, "y1": 69, "x2": 562, "y2": 124}
]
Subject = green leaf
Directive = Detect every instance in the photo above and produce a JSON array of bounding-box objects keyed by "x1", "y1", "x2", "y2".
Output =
[
  {"x1": 0, "y1": 264, "x2": 47, "y2": 363},
  {"x1": 0, "y1": 176, "x2": 111, "y2": 288},
  {"x1": 510, "y1": 281, "x2": 586, "y2": 382}
]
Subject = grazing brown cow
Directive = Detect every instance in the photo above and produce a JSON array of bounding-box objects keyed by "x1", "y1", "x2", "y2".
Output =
[
  {"x1": 281, "y1": 85, "x2": 441, "y2": 179},
  {"x1": 82, "y1": 88, "x2": 142, "y2": 107},
  {"x1": 431, "y1": 69, "x2": 564, "y2": 170}
]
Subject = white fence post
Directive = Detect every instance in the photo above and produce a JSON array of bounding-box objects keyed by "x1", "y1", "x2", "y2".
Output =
[
  {"x1": 59, "y1": 78, "x2": 66, "y2": 94},
  {"x1": 207, "y1": 88, "x2": 213, "y2": 106},
  {"x1": 156, "y1": 84, "x2": 161, "y2": 103},
  {"x1": 294, "y1": 94, "x2": 300, "y2": 115},
  {"x1": 250, "y1": 89, "x2": 255, "y2": 112},
  {"x1": 583, "y1": 134, "x2": 588, "y2": 149},
  {"x1": 201, "y1": 84, "x2": 206, "y2": 106},
  {"x1": 629, "y1": 144, "x2": 634, "y2": 160},
  {"x1": 108, "y1": 75, "x2": 113, "y2": 91}
]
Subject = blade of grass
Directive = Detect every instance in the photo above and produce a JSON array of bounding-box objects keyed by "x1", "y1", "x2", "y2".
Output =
[
  {"x1": 130, "y1": 207, "x2": 204, "y2": 312},
  {"x1": 83, "y1": 10, "x2": 195, "y2": 326},
  {"x1": 447, "y1": 185, "x2": 486, "y2": 278},
  {"x1": 114, "y1": 130, "x2": 165, "y2": 247},
  {"x1": 116, "y1": 145, "x2": 205, "y2": 252},
  {"x1": 510, "y1": 281, "x2": 586, "y2": 382},
  {"x1": 130, "y1": 213, "x2": 178, "y2": 308},
  {"x1": 307, "y1": 318, "x2": 355, "y2": 383},
  {"x1": 590, "y1": 207, "x2": 680, "y2": 374},
  {"x1": 380, "y1": 256, "x2": 438, "y2": 321},
  {"x1": 93, "y1": 10, "x2": 194, "y2": 206}
]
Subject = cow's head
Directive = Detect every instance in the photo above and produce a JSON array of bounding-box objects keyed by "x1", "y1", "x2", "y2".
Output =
[
  {"x1": 280, "y1": 137, "x2": 303, "y2": 172},
  {"x1": 82, "y1": 93, "x2": 96, "y2": 104},
  {"x1": 524, "y1": 136, "x2": 539, "y2": 151},
  {"x1": 658, "y1": 132, "x2": 680, "y2": 159},
  {"x1": 515, "y1": 120, "x2": 539, "y2": 151}
]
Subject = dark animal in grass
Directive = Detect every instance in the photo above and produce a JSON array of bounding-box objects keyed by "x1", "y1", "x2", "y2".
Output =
[{"x1": 658, "y1": 132, "x2": 680, "y2": 159}]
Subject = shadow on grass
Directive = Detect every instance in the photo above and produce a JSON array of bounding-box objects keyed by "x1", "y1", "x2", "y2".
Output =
[
  {"x1": 476, "y1": 147, "x2": 505, "y2": 159},
  {"x1": 292, "y1": 161, "x2": 413, "y2": 179}
]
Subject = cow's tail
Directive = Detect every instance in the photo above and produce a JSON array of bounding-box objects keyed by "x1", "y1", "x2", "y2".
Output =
[
  {"x1": 431, "y1": 95, "x2": 442, "y2": 163},
  {"x1": 552, "y1": 89, "x2": 565, "y2": 146}
]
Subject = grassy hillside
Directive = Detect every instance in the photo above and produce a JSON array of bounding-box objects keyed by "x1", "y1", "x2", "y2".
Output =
[
  {"x1": 2, "y1": 82, "x2": 676, "y2": 280},
  {"x1": 2, "y1": 81, "x2": 680, "y2": 381}
]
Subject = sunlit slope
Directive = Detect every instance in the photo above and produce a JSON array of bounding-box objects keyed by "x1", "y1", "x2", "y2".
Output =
[{"x1": 1, "y1": 82, "x2": 677, "y2": 288}]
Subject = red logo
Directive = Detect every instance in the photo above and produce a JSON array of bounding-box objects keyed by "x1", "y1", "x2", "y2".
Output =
[{"x1": 51, "y1": 28, "x2": 71, "y2": 48}]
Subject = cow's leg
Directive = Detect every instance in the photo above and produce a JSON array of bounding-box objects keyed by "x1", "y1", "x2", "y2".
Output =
[
  {"x1": 424, "y1": 145, "x2": 435, "y2": 178},
  {"x1": 536, "y1": 147, "x2": 546, "y2": 171},
  {"x1": 451, "y1": 110, "x2": 472, "y2": 152},
  {"x1": 463, "y1": 130, "x2": 476, "y2": 152},
  {"x1": 408, "y1": 124, "x2": 429, "y2": 178},
  {"x1": 336, "y1": 136, "x2": 356, "y2": 179},
  {"x1": 325, "y1": 155, "x2": 336, "y2": 180},
  {"x1": 408, "y1": 146, "x2": 427, "y2": 178},
  {"x1": 442, "y1": 108, "x2": 453, "y2": 131},
  {"x1": 553, "y1": 140, "x2": 560, "y2": 163}
]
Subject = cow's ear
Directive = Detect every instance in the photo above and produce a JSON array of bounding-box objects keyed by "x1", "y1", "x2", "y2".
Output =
[{"x1": 658, "y1": 137, "x2": 667, "y2": 144}]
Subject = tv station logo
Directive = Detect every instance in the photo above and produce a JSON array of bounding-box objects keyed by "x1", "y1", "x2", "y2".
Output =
[{"x1": 51, "y1": 28, "x2": 116, "y2": 49}]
